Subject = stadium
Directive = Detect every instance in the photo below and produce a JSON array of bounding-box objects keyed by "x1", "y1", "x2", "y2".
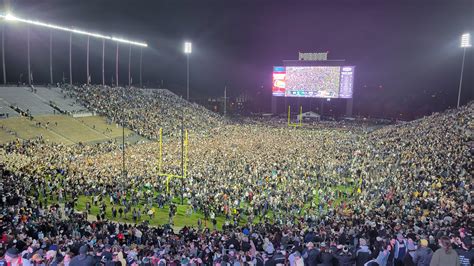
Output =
[{"x1": 0, "y1": 1, "x2": 473, "y2": 266}]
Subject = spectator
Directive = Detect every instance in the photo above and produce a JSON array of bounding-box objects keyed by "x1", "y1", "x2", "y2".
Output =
[
  {"x1": 356, "y1": 239, "x2": 372, "y2": 266},
  {"x1": 316, "y1": 242, "x2": 335, "y2": 265},
  {"x1": 69, "y1": 245, "x2": 96, "y2": 266},
  {"x1": 456, "y1": 236, "x2": 473, "y2": 266},
  {"x1": 413, "y1": 239, "x2": 433, "y2": 266},
  {"x1": 430, "y1": 236, "x2": 460, "y2": 266},
  {"x1": 3, "y1": 248, "x2": 22, "y2": 266},
  {"x1": 394, "y1": 233, "x2": 408, "y2": 266},
  {"x1": 303, "y1": 242, "x2": 320, "y2": 266},
  {"x1": 334, "y1": 245, "x2": 355, "y2": 266}
]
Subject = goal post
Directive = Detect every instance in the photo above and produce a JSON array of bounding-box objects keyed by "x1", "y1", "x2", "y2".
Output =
[
  {"x1": 288, "y1": 105, "x2": 303, "y2": 127},
  {"x1": 157, "y1": 127, "x2": 189, "y2": 194}
]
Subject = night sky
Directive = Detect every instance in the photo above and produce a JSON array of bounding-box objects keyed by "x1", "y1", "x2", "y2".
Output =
[{"x1": 1, "y1": 0, "x2": 473, "y2": 118}]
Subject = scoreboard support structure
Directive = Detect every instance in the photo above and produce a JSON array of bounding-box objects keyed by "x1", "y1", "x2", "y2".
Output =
[
  {"x1": 346, "y1": 98, "x2": 353, "y2": 117},
  {"x1": 272, "y1": 96, "x2": 354, "y2": 119},
  {"x1": 271, "y1": 96, "x2": 277, "y2": 114}
]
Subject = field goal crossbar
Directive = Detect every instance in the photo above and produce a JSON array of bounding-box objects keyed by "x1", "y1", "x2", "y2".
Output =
[
  {"x1": 287, "y1": 105, "x2": 303, "y2": 127},
  {"x1": 157, "y1": 127, "x2": 189, "y2": 194}
]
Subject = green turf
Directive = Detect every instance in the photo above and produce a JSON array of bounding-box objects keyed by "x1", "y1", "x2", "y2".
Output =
[
  {"x1": 0, "y1": 128, "x2": 18, "y2": 143},
  {"x1": 76, "y1": 116, "x2": 132, "y2": 139},
  {"x1": 73, "y1": 196, "x2": 228, "y2": 229},
  {"x1": 0, "y1": 116, "x2": 74, "y2": 145},
  {"x1": 38, "y1": 178, "x2": 357, "y2": 230},
  {"x1": 35, "y1": 116, "x2": 108, "y2": 143},
  {"x1": 0, "y1": 115, "x2": 133, "y2": 145}
]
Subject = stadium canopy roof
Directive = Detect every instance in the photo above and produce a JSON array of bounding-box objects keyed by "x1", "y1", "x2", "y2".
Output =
[{"x1": 0, "y1": 12, "x2": 148, "y2": 47}]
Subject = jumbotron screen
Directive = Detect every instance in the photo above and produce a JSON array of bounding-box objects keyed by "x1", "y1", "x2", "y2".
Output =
[{"x1": 272, "y1": 66, "x2": 354, "y2": 98}]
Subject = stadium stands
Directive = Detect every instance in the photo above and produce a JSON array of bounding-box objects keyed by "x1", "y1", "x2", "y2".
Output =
[
  {"x1": 62, "y1": 85, "x2": 225, "y2": 139},
  {"x1": 0, "y1": 100, "x2": 18, "y2": 118},
  {"x1": 34, "y1": 86, "x2": 87, "y2": 113},
  {"x1": 0, "y1": 86, "x2": 56, "y2": 115},
  {"x1": 0, "y1": 86, "x2": 87, "y2": 117},
  {"x1": 0, "y1": 85, "x2": 472, "y2": 265}
]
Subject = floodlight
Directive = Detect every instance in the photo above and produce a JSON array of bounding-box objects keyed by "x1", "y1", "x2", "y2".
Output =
[
  {"x1": 457, "y1": 33, "x2": 471, "y2": 108},
  {"x1": 5, "y1": 13, "x2": 16, "y2": 21},
  {"x1": 184, "y1": 42, "x2": 192, "y2": 54},
  {"x1": 0, "y1": 13, "x2": 147, "y2": 47},
  {"x1": 461, "y1": 33, "x2": 471, "y2": 48}
]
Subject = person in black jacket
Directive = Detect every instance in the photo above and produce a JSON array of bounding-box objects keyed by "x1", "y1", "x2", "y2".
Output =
[
  {"x1": 334, "y1": 245, "x2": 355, "y2": 266},
  {"x1": 355, "y1": 238, "x2": 372, "y2": 266},
  {"x1": 69, "y1": 245, "x2": 96, "y2": 266},
  {"x1": 456, "y1": 236, "x2": 474, "y2": 266},
  {"x1": 412, "y1": 239, "x2": 433, "y2": 266},
  {"x1": 317, "y1": 242, "x2": 335, "y2": 266},
  {"x1": 303, "y1": 242, "x2": 320, "y2": 266},
  {"x1": 272, "y1": 248, "x2": 286, "y2": 265}
]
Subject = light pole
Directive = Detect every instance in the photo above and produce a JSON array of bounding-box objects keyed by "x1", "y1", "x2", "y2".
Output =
[
  {"x1": 128, "y1": 44, "x2": 131, "y2": 87},
  {"x1": 102, "y1": 39, "x2": 105, "y2": 86},
  {"x1": 49, "y1": 30, "x2": 53, "y2": 84},
  {"x1": 458, "y1": 33, "x2": 471, "y2": 108},
  {"x1": 115, "y1": 42, "x2": 119, "y2": 87},
  {"x1": 223, "y1": 86, "x2": 227, "y2": 116},
  {"x1": 86, "y1": 36, "x2": 90, "y2": 85},
  {"x1": 1, "y1": 12, "x2": 148, "y2": 87},
  {"x1": 69, "y1": 32, "x2": 72, "y2": 85},
  {"x1": 2, "y1": 24, "x2": 5, "y2": 84},
  {"x1": 139, "y1": 47, "x2": 143, "y2": 87},
  {"x1": 27, "y1": 26, "x2": 31, "y2": 85},
  {"x1": 184, "y1": 42, "x2": 192, "y2": 100}
]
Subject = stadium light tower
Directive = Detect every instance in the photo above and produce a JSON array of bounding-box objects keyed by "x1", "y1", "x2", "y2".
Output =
[
  {"x1": 49, "y1": 30, "x2": 53, "y2": 84},
  {"x1": 1, "y1": 24, "x2": 5, "y2": 84},
  {"x1": 184, "y1": 42, "x2": 192, "y2": 100},
  {"x1": 0, "y1": 13, "x2": 147, "y2": 46},
  {"x1": 116, "y1": 43, "x2": 119, "y2": 87},
  {"x1": 27, "y1": 26, "x2": 31, "y2": 85},
  {"x1": 139, "y1": 47, "x2": 143, "y2": 87},
  {"x1": 457, "y1": 33, "x2": 471, "y2": 108},
  {"x1": 128, "y1": 44, "x2": 131, "y2": 87},
  {"x1": 86, "y1": 36, "x2": 90, "y2": 85},
  {"x1": 102, "y1": 39, "x2": 105, "y2": 85},
  {"x1": 69, "y1": 33, "x2": 72, "y2": 85},
  {"x1": 0, "y1": 12, "x2": 147, "y2": 85}
]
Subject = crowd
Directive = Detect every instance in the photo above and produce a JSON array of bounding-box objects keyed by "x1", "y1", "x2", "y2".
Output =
[
  {"x1": 61, "y1": 85, "x2": 223, "y2": 139},
  {"x1": 0, "y1": 85, "x2": 472, "y2": 265}
]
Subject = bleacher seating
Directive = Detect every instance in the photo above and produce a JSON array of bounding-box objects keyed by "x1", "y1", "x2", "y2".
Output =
[
  {"x1": 0, "y1": 86, "x2": 56, "y2": 115},
  {"x1": 0, "y1": 86, "x2": 86, "y2": 116},
  {"x1": 35, "y1": 86, "x2": 87, "y2": 113},
  {"x1": 0, "y1": 100, "x2": 18, "y2": 118}
]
